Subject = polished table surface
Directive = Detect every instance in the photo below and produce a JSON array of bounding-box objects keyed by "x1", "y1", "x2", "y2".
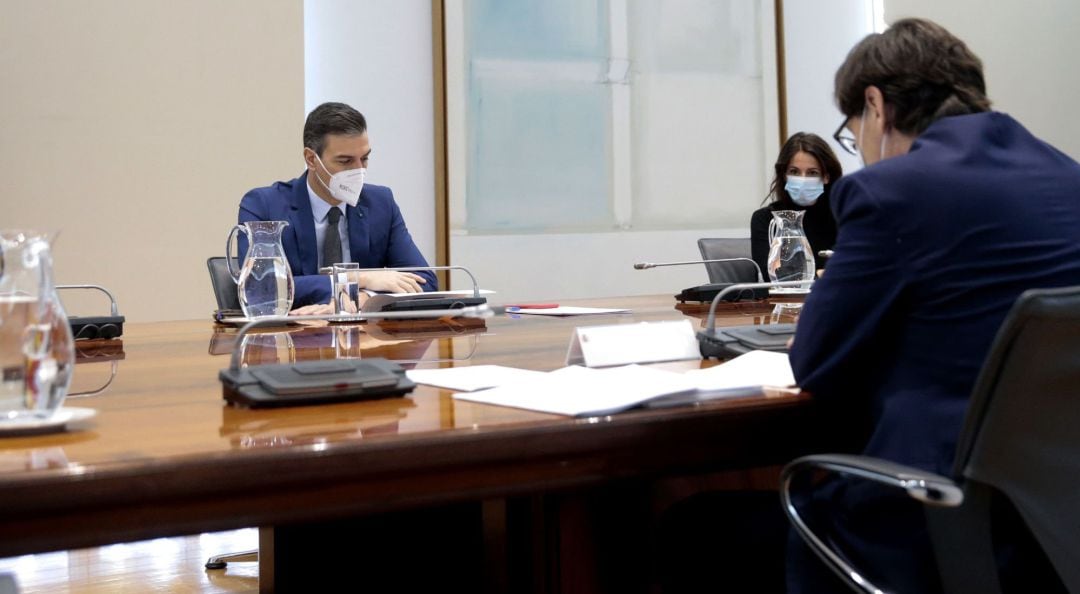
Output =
[{"x1": 0, "y1": 294, "x2": 814, "y2": 558}]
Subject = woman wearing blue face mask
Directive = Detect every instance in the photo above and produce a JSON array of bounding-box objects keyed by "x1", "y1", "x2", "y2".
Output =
[{"x1": 749, "y1": 132, "x2": 843, "y2": 277}]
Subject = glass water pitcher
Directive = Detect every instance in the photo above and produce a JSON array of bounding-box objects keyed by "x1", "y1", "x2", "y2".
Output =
[
  {"x1": 226, "y1": 221, "x2": 295, "y2": 317},
  {"x1": 0, "y1": 230, "x2": 75, "y2": 420},
  {"x1": 767, "y1": 210, "x2": 816, "y2": 285}
]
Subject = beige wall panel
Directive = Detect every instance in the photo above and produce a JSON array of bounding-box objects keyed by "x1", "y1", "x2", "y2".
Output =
[{"x1": 1, "y1": 0, "x2": 304, "y2": 321}]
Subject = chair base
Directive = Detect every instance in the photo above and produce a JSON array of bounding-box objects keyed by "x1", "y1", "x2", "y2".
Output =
[{"x1": 205, "y1": 549, "x2": 258, "y2": 570}]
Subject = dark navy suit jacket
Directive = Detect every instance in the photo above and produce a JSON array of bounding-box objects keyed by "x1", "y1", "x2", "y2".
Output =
[
  {"x1": 787, "y1": 112, "x2": 1080, "y2": 593},
  {"x1": 238, "y1": 172, "x2": 437, "y2": 307},
  {"x1": 791, "y1": 112, "x2": 1080, "y2": 475}
]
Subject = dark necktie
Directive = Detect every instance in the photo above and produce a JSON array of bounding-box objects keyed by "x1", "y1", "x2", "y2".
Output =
[{"x1": 323, "y1": 207, "x2": 343, "y2": 267}]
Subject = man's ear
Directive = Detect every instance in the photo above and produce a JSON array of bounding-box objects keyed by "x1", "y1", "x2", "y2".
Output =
[{"x1": 864, "y1": 86, "x2": 891, "y2": 130}]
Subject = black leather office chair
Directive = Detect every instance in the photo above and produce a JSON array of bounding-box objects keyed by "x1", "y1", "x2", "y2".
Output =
[
  {"x1": 206, "y1": 257, "x2": 241, "y2": 311},
  {"x1": 781, "y1": 285, "x2": 1080, "y2": 594},
  {"x1": 696, "y1": 238, "x2": 760, "y2": 283}
]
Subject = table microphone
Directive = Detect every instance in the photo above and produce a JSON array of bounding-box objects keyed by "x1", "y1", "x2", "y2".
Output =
[
  {"x1": 321, "y1": 264, "x2": 487, "y2": 314},
  {"x1": 696, "y1": 280, "x2": 814, "y2": 359},
  {"x1": 58, "y1": 284, "x2": 126, "y2": 340},
  {"x1": 633, "y1": 258, "x2": 766, "y2": 302},
  {"x1": 633, "y1": 258, "x2": 764, "y2": 281}
]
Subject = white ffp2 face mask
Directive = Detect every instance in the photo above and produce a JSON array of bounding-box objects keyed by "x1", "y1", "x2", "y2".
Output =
[{"x1": 312, "y1": 152, "x2": 365, "y2": 207}]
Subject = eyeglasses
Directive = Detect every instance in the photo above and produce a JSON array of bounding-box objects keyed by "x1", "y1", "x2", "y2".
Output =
[{"x1": 834, "y1": 118, "x2": 858, "y2": 156}]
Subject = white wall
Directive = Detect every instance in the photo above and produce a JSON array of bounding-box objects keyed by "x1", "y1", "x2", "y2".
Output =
[
  {"x1": 1, "y1": 1, "x2": 304, "y2": 322},
  {"x1": 885, "y1": 0, "x2": 1080, "y2": 160},
  {"x1": 304, "y1": 0, "x2": 437, "y2": 266},
  {"x1": 783, "y1": 0, "x2": 874, "y2": 176}
]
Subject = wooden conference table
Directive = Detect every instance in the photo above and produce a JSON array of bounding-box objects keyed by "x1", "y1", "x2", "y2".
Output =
[{"x1": 0, "y1": 295, "x2": 828, "y2": 592}]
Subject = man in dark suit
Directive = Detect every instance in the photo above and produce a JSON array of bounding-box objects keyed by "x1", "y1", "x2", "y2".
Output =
[
  {"x1": 787, "y1": 18, "x2": 1080, "y2": 593},
  {"x1": 238, "y1": 102, "x2": 436, "y2": 309}
]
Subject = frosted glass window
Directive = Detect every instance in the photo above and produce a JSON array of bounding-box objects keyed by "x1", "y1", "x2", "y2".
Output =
[
  {"x1": 466, "y1": 0, "x2": 613, "y2": 232},
  {"x1": 628, "y1": 1, "x2": 766, "y2": 229},
  {"x1": 468, "y1": 0, "x2": 607, "y2": 60},
  {"x1": 459, "y1": 0, "x2": 772, "y2": 234}
]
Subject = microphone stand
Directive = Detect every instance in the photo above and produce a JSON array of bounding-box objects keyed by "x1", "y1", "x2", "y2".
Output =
[
  {"x1": 633, "y1": 258, "x2": 764, "y2": 283},
  {"x1": 696, "y1": 280, "x2": 813, "y2": 358},
  {"x1": 633, "y1": 258, "x2": 768, "y2": 302}
]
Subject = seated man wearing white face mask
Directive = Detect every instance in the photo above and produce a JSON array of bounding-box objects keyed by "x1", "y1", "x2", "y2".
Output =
[
  {"x1": 237, "y1": 102, "x2": 436, "y2": 310},
  {"x1": 749, "y1": 132, "x2": 842, "y2": 278}
]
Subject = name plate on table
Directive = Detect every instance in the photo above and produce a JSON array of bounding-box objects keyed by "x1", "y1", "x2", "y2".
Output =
[{"x1": 566, "y1": 320, "x2": 701, "y2": 368}]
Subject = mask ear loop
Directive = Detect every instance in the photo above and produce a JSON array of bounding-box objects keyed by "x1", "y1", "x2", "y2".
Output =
[
  {"x1": 856, "y1": 103, "x2": 870, "y2": 166},
  {"x1": 307, "y1": 149, "x2": 336, "y2": 195}
]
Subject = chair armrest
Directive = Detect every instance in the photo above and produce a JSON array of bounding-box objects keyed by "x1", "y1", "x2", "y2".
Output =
[
  {"x1": 780, "y1": 454, "x2": 963, "y2": 594},
  {"x1": 784, "y1": 454, "x2": 963, "y2": 506}
]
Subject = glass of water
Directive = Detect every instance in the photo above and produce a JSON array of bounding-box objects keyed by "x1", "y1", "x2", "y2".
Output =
[{"x1": 331, "y1": 263, "x2": 362, "y2": 317}]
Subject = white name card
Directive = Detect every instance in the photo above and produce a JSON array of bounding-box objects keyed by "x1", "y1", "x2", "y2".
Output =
[{"x1": 565, "y1": 320, "x2": 702, "y2": 368}]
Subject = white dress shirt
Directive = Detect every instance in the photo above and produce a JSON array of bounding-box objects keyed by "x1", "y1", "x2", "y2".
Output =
[{"x1": 306, "y1": 179, "x2": 352, "y2": 269}]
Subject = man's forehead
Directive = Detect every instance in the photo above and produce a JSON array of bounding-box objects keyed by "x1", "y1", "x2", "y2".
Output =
[{"x1": 322, "y1": 132, "x2": 370, "y2": 156}]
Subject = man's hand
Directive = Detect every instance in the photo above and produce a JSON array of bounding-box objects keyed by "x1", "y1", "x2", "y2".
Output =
[
  {"x1": 290, "y1": 303, "x2": 335, "y2": 316},
  {"x1": 353, "y1": 270, "x2": 427, "y2": 293}
]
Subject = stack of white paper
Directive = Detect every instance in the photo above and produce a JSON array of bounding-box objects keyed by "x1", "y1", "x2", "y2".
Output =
[
  {"x1": 406, "y1": 365, "x2": 545, "y2": 392},
  {"x1": 508, "y1": 306, "x2": 630, "y2": 316},
  {"x1": 684, "y1": 350, "x2": 795, "y2": 395},
  {"x1": 642, "y1": 350, "x2": 795, "y2": 409},
  {"x1": 453, "y1": 365, "x2": 696, "y2": 417},
  {"x1": 412, "y1": 350, "x2": 796, "y2": 417}
]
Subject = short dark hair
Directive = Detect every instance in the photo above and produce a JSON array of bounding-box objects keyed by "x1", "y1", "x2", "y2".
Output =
[
  {"x1": 835, "y1": 18, "x2": 990, "y2": 136},
  {"x1": 767, "y1": 132, "x2": 843, "y2": 206},
  {"x1": 303, "y1": 102, "x2": 367, "y2": 156}
]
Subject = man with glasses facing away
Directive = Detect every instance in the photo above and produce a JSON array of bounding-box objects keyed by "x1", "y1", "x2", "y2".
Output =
[
  {"x1": 237, "y1": 102, "x2": 437, "y2": 313},
  {"x1": 786, "y1": 18, "x2": 1080, "y2": 594}
]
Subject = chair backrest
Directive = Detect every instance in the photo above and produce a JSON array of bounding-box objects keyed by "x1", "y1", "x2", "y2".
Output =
[
  {"x1": 696, "y1": 238, "x2": 759, "y2": 283},
  {"x1": 206, "y1": 257, "x2": 241, "y2": 311},
  {"x1": 951, "y1": 285, "x2": 1080, "y2": 592}
]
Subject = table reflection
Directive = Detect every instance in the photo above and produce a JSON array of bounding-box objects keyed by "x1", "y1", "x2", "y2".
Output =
[
  {"x1": 210, "y1": 319, "x2": 487, "y2": 368},
  {"x1": 219, "y1": 397, "x2": 416, "y2": 449},
  {"x1": 74, "y1": 338, "x2": 125, "y2": 363},
  {"x1": 674, "y1": 299, "x2": 801, "y2": 327},
  {"x1": 68, "y1": 339, "x2": 125, "y2": 398},
  {"x1": 0, "y1": 446, "x2": 70, "y2": 473}
]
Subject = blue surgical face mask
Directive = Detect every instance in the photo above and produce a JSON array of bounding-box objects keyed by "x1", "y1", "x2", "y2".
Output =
[{"x1": 785, "y1": 175, "x2": 825, "y2": 207}]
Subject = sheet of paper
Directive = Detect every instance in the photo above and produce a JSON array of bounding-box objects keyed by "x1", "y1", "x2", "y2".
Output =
[
  {"x1": 509, "y1": 306, "x2": 630, "y2": 316},
  {"x1": 406, "y1": 365, "x2": 545, "y2": 392},
  {"x1": 684, "y1": 350, "x2": 795, "y2": 394},
  {"x1": 453, "y1": 364, "x2": 696, "y2": 417}
]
